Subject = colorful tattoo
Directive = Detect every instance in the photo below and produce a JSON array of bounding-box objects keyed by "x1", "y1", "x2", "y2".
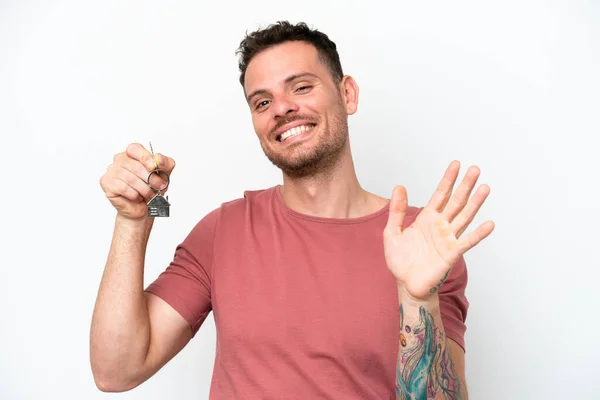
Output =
[
  {"x1": 395, "y1": 306, "x2": 462, "y2": 399},
  {"x1": 400, "y1": 333, "x2": 407, "y2": 347}
]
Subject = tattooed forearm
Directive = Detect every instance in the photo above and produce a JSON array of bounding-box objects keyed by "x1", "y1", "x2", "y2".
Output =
[{"x1": 395, "y1": 306, "x2": 462, "y2": 400}]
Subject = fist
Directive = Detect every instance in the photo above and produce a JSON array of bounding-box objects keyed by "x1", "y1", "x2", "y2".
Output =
[{"x1": 99, "y1": 143, "x2": 176, "y2": 220}]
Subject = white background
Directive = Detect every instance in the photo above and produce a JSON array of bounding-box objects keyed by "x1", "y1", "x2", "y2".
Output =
[{"x1": 1, "y1": 0, "x2": 598, "y2": 399}]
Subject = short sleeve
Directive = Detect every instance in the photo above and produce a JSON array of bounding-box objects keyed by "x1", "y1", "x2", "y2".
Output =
[
  {"x1": 438, "y1": 255, "x2": 469, "y2": 352},
  {"x1": 144, "y1": 207, "x2": 221, "y2": 337}
]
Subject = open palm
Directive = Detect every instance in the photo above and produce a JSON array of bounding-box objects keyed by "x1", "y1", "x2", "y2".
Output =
[{"x1": 384, "y1": 161, "x2": 495, "y2": 300}]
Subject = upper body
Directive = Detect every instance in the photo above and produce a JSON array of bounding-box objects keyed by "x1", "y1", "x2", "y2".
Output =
[
  {"x1": 145, "y1": 185, "x2": 469, "y2": 399},
  {"x1": 95, "y1": 20, "x2": 494, "y2": 399}
]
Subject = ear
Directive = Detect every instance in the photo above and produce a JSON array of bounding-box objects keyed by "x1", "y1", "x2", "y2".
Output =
[{"x1": 339, "y1": 75, "x2": 359, "y2": 115}]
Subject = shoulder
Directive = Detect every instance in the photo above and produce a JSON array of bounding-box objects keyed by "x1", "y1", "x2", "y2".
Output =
[
  {"x1": 188, "y1": 186, "x2": 275, "y2": 233},
  {"x1": 218, "y1": 186, "x2": 275, "y2": 218}
]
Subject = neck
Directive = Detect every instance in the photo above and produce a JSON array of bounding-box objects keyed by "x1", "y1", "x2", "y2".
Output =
[{"x1": 279, "y1": 142, "x2": 388, "y2": 219}]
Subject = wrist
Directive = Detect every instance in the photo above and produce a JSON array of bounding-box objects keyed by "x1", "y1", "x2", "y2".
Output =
[
  {"x1": 397, "y1": 284, "x2": 440, "y2": 309},
  {"x1": 115, "y1": 213, "x2": 154, "y2": 232}
]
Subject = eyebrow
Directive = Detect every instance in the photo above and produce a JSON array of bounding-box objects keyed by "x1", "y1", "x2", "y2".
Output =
[{"x1": 246, "y1": 72, "x2": 319, "y2": 103}]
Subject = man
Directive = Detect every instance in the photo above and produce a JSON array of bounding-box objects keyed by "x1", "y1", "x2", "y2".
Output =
[{"x1": 91, "y1": 21, "x2": 494, "y2": 399}]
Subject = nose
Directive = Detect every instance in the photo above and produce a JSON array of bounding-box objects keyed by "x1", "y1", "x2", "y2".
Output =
[{"x1": 271, "y1": 94, "x2": 299, "y2": 119}]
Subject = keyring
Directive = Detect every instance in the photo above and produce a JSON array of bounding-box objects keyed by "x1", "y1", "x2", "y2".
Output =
[{"x1": 147, "y1": 169, "x2": 170, "y2": 192}]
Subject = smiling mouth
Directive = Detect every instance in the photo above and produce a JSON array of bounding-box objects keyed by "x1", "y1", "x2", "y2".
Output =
[{"x1": 276, "y1": 124, "x2": 316, "y2": 142}]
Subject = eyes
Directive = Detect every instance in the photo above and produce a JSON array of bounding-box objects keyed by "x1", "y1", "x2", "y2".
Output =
[
  {"x1": 296, "y1": 85, "x2": 312, "y2": 92},
  {"x1": 254, "y1": 85, "x2": 313, "y2": 110},
  {"x1": 256, "y1": 100, "x2": 270, "y2": 110}
]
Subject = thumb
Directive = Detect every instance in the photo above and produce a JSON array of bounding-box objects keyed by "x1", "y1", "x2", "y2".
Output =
[
  {"x1": 384, "y1": 185, "x2": 408, "y2": 236},
  {"x1": 153, "y1": 153, "x2": 176, "y2": 174}
]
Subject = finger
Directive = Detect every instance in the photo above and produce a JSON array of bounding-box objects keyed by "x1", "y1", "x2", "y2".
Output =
[
  {"x1": 124, "y1": 142, "x2": 176, "y2": 173},
  {"x1": 384, "y1": 185, "x2": 408, "y2": 236},
  {"x1": 456, "y1": 220, "x2": 495, "y2": 254},
  {"x1": 425, "y1": 160, "x2": 461, "y2": 213},
  {"x1": 103, "y1": 176, "x2": 145, "y2": 202},
  {"x1": 147, "y1": 170, "x2": 170, "y2": 193},
  {"x1": 126, "y1": 143, "x2": 156, "y2": 171},
  {"x1": 109, "y1": 195, "x2": 138, "y2": 211},
  {"x1": 450, "y1": 184, "x2": 491, "y2": 237},
  {"x1": 115, "y1": 167, "x2": 157, "y2": 202},
  {"x1": 118, "y1": 157, "x2": 167, "y2": 196},
  {"x1": 442, "y1": 165, "x2": 481, "y2": 223},
  {"x1": 152, "y1": 152, "x2": 176, "y2": 174}
]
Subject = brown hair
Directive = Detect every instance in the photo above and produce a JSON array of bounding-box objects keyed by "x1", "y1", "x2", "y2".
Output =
[{"x1": 236, "y1": 21, "x2": 344, "y2": 88}]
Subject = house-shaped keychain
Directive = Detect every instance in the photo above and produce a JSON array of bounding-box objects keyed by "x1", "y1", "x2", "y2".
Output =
[{"x1": 147, "y1": 193, "x2": 171, "y2": 217}]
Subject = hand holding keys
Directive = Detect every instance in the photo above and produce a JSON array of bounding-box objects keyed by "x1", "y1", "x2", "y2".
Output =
[{"x1": 99, "y1": 143, "x2": 176, "y2": 221}]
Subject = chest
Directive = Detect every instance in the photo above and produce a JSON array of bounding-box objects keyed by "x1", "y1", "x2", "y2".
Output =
[{"x1": 211, "y1": 224, "x2": 400, "y2": 361}]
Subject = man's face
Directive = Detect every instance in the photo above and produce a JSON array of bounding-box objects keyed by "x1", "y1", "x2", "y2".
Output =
[{"x1": 244, "y1": 41, "x2": 355, "y2": 178}]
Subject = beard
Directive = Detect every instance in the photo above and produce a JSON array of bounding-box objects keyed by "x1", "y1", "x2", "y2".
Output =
[{"x1": 259, "y1": 110, "x2": 349, "y2": 179}]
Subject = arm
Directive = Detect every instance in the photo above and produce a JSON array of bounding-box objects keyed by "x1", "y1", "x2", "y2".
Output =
[
  {"x1": 90, "y1": 215, "x2": 193, "y2": 392},
  {"x1": 384, "y1": 161, "x2": 494, "y2": 400},
  {"x1": 395, "y1": 290, "x2": 467, "y2": 399},
  {"x1": 92, "y1": 144, "x2": 192, "y2": 391}
]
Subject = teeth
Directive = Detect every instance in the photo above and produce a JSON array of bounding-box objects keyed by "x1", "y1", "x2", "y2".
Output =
[{"x1": 280, "y1": 125, "x2": 314, "y2": 142}]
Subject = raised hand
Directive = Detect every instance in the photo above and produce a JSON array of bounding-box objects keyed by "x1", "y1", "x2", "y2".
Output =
[
  {"x1": 99, "y1": 143, "x2": 176, "y2": 221},
  {"x1": 384, "y1": 160, "x2": 495, "y2": 300}
]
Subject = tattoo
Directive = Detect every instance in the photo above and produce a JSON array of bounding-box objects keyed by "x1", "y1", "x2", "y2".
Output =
[
  {"x1": 395, "y1": 306, "x2": 462, "y2": 399},
  {"x1": 400, "y1": 304, "x2": 404, "y2": 329},
  {"x1": 429, "y1": 269, "x2": 451, "y2": 294}
]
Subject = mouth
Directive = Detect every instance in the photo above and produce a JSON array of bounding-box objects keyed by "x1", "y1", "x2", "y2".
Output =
[{"x1": 276, "y1": 124, "x2": 316, "y2": 143}]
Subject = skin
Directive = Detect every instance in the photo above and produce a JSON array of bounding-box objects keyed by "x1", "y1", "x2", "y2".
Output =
[
  {"x1": 93, "y1": 145, "x2": 193, "y2": 391},
  {"x1": 385, "y1": 162, "x2": 494, "y2": 399},
  {"x1": 245, "y1": 41, "x2": 491, "y2": 398},
  {"x1": 243, "y1": 40, "x2": 389, "y2": 219},
  {"x1": 91, "y1": 39, "x2": 490, "y2": 397}
]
